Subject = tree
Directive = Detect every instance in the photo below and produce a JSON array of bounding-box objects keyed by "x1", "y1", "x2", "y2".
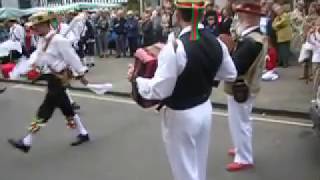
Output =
[{"x1": 127, "y1": 0, "x2": 140, "y2": 11}]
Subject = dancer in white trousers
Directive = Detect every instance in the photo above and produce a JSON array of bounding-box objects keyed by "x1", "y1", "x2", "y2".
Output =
[
  {"x1": 224, "y1": 1, "x2": 268, "y2": 172},
  {"x1": 128, "y1": 0, "x2": 237, "y2": 179}
]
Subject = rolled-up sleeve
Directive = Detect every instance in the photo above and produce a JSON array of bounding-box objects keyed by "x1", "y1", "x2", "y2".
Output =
[{"x1": 136, "y1": 37, "x2": 178, "y2": 100}]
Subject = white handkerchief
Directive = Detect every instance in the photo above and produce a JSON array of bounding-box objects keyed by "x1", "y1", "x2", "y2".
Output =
[
  {"x1": 9, "y1": 57, "x2": 32, "y2": 80},
  {"x1": 86, "y1": 83, "x2": 113, "y2": 95}
]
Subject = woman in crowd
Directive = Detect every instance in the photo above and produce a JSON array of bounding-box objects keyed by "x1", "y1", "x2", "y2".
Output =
[
  {"x1": 298, "y1": 2, "x2": 320, "y2": 80},
  {"x1": 272, "y1": 3, "x2": 293, "y2": 68}
]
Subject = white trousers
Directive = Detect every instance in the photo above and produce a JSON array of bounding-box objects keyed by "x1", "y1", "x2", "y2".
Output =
[
  {"x1": 227, "y1": 95, "x2": 255, "y2": 164},
  {"x1": 161, "y1": 100, "x2": 212, "y2": 180}
]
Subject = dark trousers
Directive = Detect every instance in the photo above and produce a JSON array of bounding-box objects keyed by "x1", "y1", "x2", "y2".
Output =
[
  {"x1": 37, "y1": 74, "x2": 74, "y2": 122},
  {"x1": 128, "y1": 37, "x2": 138, "y2": 57},
  {"x1": 277, "y1": 41, "x2": 291, "y2": 67},
  {"x1": 116, "y1": 34, "x2": 126, "y2": 57},
  {"x1": 85, "y1": 42, "x2": 95, "y2": 56}
]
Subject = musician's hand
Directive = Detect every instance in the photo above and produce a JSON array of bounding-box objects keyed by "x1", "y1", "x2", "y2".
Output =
[{"x1": 127, "y1": 64, "x2": 134, "y2": 82}]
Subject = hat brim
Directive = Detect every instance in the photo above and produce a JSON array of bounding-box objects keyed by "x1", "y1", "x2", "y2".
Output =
[
  {"x1": 235, "y1": 8, "x2": 265, "y2": 16},
  {"x1": 176, "y1": 2, "x2": 205, "y2": 9},
  {"x1": 25, "y1": 18, "x2": 52, "y2": 27}
]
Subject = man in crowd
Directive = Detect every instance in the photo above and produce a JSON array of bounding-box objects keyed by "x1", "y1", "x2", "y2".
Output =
[
  {"x1": 96, "y1": 10, "x2": 110, "y2": 58},
  {"x1": 125, "y1": 10, "x2": 139, "y2": 57},
  {"x1": 114, "y1": 9, "x2": 127, "y2": 58}
]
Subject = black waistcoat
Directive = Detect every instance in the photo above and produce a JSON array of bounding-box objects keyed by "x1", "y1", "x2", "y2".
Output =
[{"x1": 164, "y1": 29, "x2": 223, "y2": 110}]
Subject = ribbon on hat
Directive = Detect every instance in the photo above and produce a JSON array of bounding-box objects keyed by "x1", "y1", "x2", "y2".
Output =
[{"x1": 190, "y1": 3, "x2": 204, "y2": 41}]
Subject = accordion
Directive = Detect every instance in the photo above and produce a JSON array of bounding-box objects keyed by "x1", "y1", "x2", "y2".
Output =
[{"x1": 131, "y1": 43, "x2": 165, "y2": 108}]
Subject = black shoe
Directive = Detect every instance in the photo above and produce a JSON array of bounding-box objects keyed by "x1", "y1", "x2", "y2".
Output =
[
  {"x1": 72, "y1": 102, "x2": 80, "y2": 110},
  {"x1": 116, "y1": 55, "x2": 121, "y2": 58},
  {"x1": 8, "y1": 139, "x2": 30, "y2": 153},
  {"x1": 0, "y1": 87, "x2": 6, "y2": 94},
  {"x1": 71, "y1": 134, "x2": 90, "y2": 146}
]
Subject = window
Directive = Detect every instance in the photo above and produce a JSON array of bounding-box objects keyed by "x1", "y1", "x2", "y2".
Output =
[{"x1": 19, "y1": 0, "x2": 32, "y2": 8}]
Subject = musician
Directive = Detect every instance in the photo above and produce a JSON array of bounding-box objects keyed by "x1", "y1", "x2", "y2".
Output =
[
  {"x1": 8, "y1": 11, "x2": 90, "y2": 153},
  {"x1": 224, "y1": 2, "x2": 267, "y2": 171},
  {"x1": 128, "y1": 0, "x2": 237, "y2": 179}
]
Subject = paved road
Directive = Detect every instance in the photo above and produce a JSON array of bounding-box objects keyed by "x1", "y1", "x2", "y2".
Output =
[{"x1": 0, "y1": 84, "x2": 319, "y2": 180}]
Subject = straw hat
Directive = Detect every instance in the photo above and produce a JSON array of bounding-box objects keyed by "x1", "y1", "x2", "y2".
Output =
[{"x1": 25, "y1": 11, "x2": 56, "y2": 27}]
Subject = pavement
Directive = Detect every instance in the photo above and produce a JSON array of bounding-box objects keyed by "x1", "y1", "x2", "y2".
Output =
[
  {"x1": 0, "y1": 84, "x2": 319, "y2": 180},
  {"x1": 0, "y1": 56, "x2": 313, "y2": 117}
]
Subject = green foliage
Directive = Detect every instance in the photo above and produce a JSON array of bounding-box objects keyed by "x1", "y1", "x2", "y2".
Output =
[{"x1": 127, "y1": 0, "x2": 140, "y2": 11}]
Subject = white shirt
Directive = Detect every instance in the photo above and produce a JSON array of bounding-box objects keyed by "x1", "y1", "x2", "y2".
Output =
[
  {"x1": 30, "y1": 30, "x2": 87, "y2": 75},
  {"x1": 59, "y1": 23, "x2": 77, "y2": 45},
  {"x1": 136, "y1": 24, "x2": 237, "y2": 100},
  {"x1": 9, "y1": 23, "x2": 25, "y2": 45},
  {"x1": 71, "y1": 20, "x2": 87, "y2": 44}
]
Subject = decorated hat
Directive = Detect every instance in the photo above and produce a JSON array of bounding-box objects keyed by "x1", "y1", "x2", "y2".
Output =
[
  {"x1": 25, "y1": 11, "x2": 56, "y2": 27},
  {"x1": 5, "y1": 17, "x2": 18, "y2": 23},
  {"x1": 235, "y1": 2, "x2": 265, "y2": 16},
  {"x1": 175, "y1": 0, "x2": 206, "y2": 40}
]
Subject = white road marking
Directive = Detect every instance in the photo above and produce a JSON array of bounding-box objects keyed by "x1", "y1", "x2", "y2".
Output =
[{"x1": 12, "y1": 85, "x2": 313, "y2": 128}]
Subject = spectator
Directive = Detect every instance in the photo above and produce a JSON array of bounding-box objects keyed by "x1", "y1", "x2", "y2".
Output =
[
  {"x1": 113, "y1": 9, "x2": 127, "y2": 58},
  {"x1": 125, "y1": 10, "x2": 139, "y2": 57},
  {"x1": 203, "y1": 1, "x2": 219, "y2": 27},
  {"x1": 96, "y1": 11, "x2": 110, "y2": 58},
  {"x1": 205, "y1": 15, "x2": 220, "y2": 36},
  {"x1": 298, "y1": 2, "x2": 320, "y2": 80},
  {"x1": 220, "y1": 7, "x2": 233, "y2": 35},
  {"x1": 152, "y1": 7, "x2": 163, "y2": 42},
  {"x1": 272, "y1": 4, "x2": 293, "y2": 68},
  {"x1": 141, "y1": 11, "x2": 154, "y2": 47},
  {"x1": 161, "y1": 2, "x2": 174, "y2": 42},
  {"x1": 290, "y1": 1, "x2": 305, "y2": 59},
  {"x1": 83, "y1": 14, "x2": 96, "y2": 67}
]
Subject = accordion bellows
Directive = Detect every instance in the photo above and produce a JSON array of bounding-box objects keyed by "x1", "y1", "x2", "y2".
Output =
[{"x1": 131, "y1": 43, "x2": 165, "y2": 108}]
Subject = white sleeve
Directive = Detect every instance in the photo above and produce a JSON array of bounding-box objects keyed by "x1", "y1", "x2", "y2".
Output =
[
  {"x1": 136, "y1": 39, "x2": 179, "y2": 100},
  {"x1": 215, "y1": 40, "x2": 237, "y2": 82},
  {"x1": 57, "y1": 37, "x2": 87, "y2": 75}
]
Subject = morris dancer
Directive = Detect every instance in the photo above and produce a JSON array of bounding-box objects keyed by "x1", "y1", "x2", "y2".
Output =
[
  {"x1": 224, "y1": 1, "x2": 268, "y2": 171},
  {"x1": 8, "y1": 11, "x2": 90, "y2": 153},
  {"x1": 128, "y1": 0, "x2": 237, "y2": 179}
]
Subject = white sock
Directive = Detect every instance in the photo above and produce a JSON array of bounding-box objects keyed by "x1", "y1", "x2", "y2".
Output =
[
  {"x1": 22, "y1": 134, "x2": 33, "y2": 146},
  {"x1": 73, "y1": 114, "x2": 88, "y2": 135},
  {"x1": 66, "y1": 89, "x2": 74, "y2": 104},
  {"x1": 90, "y1": 57, "x2": 95, "y2": 64}
]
